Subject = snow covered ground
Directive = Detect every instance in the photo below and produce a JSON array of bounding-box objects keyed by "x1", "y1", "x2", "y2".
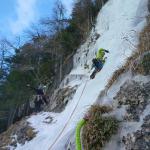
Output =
[{"x1": 15, "y1": 0, "x2": 148, "y2": 150}]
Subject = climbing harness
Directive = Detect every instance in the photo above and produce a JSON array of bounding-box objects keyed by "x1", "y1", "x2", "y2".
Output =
[{"x1": 48, "y1": 80, "x2": 89, "y2": 150}]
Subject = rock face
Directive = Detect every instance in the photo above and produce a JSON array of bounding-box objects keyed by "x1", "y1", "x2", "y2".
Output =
[
  {"x1": 113, "y1": 52, "x2": 150, "y2": 150},
  {"x1": 107, "y1": 77, "x2": 150, "y2": 150},
  {"x1": 0, "y1": 119, "x2": 36, "y2": 150},
  {"x1": 122, "y1": 115, "x2": 150, "y2": 150},
  {"x1": 148, "y1": 0, "x2": 150, "y2": 15},
  {"x1": 114, "y1": 81, "x2": 150, "y2": 121},
  {"x1": 47, "y1": 86, "x2": 77, "y2": 112}
]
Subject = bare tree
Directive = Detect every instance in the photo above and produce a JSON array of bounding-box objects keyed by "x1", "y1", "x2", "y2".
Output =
[
  {"x1": 0, "y1": 39, "x2": 13, "y2": 69},
  {"x1": 42, "y1": 0, "x2": 68, "y2": 34}
]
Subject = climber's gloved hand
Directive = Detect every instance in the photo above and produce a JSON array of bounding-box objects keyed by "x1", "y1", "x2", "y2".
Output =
[{"x1": 105, "y1": 50, "x2": 110, "y2": 53}]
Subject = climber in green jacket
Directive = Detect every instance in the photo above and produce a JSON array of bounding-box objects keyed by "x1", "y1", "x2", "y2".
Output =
[
  {"x1": 90, "y1": 48, "x2": 109, "y2": 79},
  {"x1": 96, "y1": 48, "x2": 109, "y2": 63}
]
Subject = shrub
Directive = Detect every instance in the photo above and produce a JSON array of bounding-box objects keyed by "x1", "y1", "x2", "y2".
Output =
[{"x1": 82, "y1": 105, "x2": 118, "y2": 150}]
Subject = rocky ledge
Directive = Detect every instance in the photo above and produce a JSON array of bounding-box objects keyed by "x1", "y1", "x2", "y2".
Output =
[
  {"x1": 0, "y1": 119, "x2": 37, "y2": 150},
  {"x1": 122, "y1": 115, "x2": 150, "y2": 150},
  {"x1": 114, "y1": 80, "x2": 150, "y2": 122},
  {"x1": 47, "y1": 86, "x2": 78, "y2": 112},
  {"x1": 113, "y1": 51, "x2": 150, "y2": 150}
]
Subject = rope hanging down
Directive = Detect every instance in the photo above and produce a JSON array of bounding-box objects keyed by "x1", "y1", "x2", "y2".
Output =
[{"x1": 48, "y1": 80, "x2": 89, "y2": 150}]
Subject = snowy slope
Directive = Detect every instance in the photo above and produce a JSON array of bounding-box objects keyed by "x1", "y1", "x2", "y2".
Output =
[{"x1": 15, "y1": 0, "x2": 148, "y2": 150}]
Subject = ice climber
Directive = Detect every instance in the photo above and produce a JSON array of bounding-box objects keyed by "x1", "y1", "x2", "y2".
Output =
[
  {"x1": 27, "y1": 84, "x2": 48, "y2": 105},
  {"x1": 90, "y1": 48, "x2": 109, "y2": 79},
  {"x1": 34, "y1": 96, "x2": 44, "y2": 112}
]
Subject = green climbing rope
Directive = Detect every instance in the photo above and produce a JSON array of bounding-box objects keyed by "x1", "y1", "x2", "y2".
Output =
[{"x1": 75, "y1": 119, "x2": 86, "y2": 150}]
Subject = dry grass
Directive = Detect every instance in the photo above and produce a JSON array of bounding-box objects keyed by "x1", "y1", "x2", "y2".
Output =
[
  {"x1": 82, "y1": 105, "x2": 118, "y2": 150},
  {"x1": 107, "y1": 67, "x2": 127, "y2": 89},
  {"x1": 88, "y1": 105, "x2": 113, "y2": 116},
  {"x1": 131, "y1": 16, "x2": 150, "y2": 75},
  {"x1": 138, "y1": 16, "x2": 150, "y2": 53}
]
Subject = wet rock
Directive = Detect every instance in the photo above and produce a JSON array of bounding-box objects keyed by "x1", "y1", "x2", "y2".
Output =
[{"x1": 48, "y1": 86, "x2": 77, "y2": 112}]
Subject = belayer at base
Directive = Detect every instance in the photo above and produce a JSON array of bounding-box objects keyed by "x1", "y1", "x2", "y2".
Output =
[{"x1": 90, "y1": 48, "x2": 109, "y2": 79}]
